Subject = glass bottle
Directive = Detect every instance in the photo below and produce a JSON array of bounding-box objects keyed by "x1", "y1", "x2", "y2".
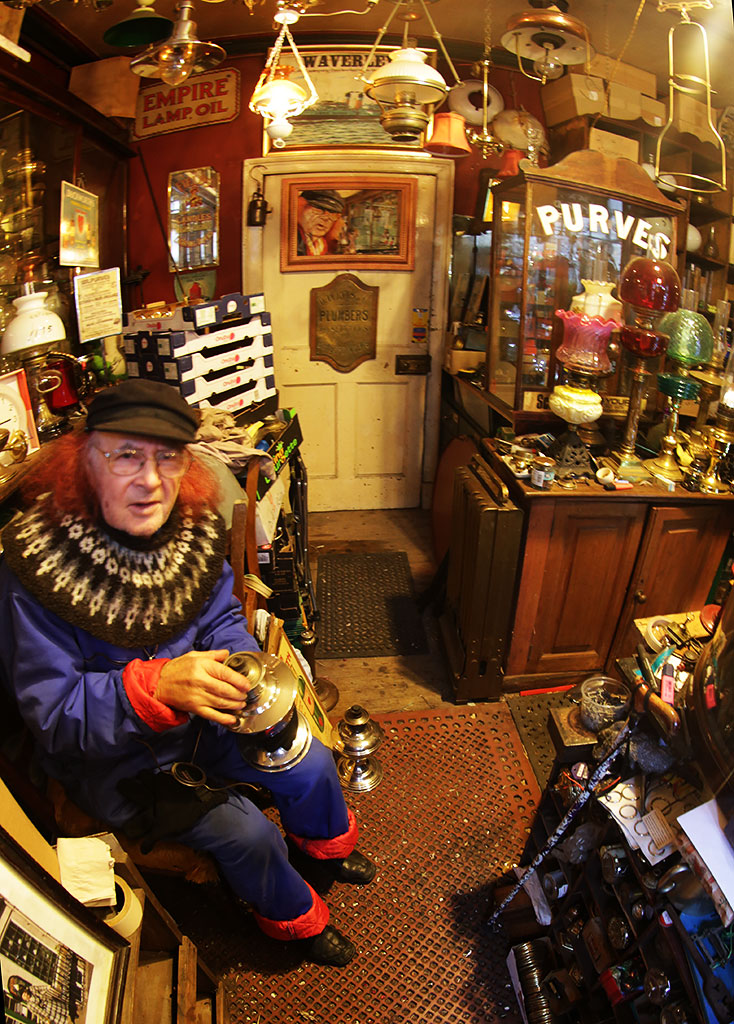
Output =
[{"x1": 701, "y1": 224, "x2": 720, "y2": 261}]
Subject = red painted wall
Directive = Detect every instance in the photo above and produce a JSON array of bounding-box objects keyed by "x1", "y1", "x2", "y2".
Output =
[
  {"x1": 126, "y1": 55, "x2": 544, "y2": 306},
  {"x1": 127, "y1": 54, "x2": 263, "y2": 307}
]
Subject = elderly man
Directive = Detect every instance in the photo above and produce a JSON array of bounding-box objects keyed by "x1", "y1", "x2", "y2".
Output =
[
  {"x1": 296, "y1": 189, "x2": 345, "y2": 256},
  {"x1": 0, "y1": 380, "x2": 374, "y2": 966}
]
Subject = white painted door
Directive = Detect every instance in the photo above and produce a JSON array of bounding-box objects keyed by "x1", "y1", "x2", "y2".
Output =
[{"x1": 242, "y1": 150, "x2": 453, "y2": 512}]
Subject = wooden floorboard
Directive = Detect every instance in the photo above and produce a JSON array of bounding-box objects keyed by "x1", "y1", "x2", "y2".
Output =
[{"x1": 307, "y1": 509, "x2": 455, "y2": 717}]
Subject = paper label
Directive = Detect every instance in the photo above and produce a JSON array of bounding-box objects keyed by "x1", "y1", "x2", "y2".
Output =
[
  {"x1": 706, "y1": 682, "x2": 717, "y2": 708},
  {"x1": 661, "y1": 670, "x2": 675, "y2": 705},
  {"x1": 642, "y1": 808, "x2": 674, "y2": 849}
]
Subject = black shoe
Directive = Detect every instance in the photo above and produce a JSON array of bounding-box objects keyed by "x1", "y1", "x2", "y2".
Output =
[
  {"x1": 332, "y1": 850, "x2": 377, "y2": 884},
  {"x1": 303, "y1": 925, "x2": 355, "y2": 966}
]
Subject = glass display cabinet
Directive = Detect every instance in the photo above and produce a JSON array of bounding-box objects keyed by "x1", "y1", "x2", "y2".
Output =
[{"x1": 486, "y1": 150, "x2": 683, "y2": 430}]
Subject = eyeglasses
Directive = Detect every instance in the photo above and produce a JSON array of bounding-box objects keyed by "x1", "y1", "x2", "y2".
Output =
[{"x1": 94, "y1": 445, "x2": 192, "y2": 478}]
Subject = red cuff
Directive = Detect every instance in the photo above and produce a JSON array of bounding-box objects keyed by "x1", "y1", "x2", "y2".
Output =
[
  {"x1": 122, "y1": 658, "x2": 188, "y2": 733},
  {"x1": 287, "y1": 808, "x2": 359, "y2": 861},
  {"x1": 253, "y1": 883, "x2": 329, "y2": 940}
]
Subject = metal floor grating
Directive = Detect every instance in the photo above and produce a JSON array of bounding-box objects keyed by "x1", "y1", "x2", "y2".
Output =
[
  {"x1": 148, "y1": 704, "x2": 542, "y2": 1024},
  {"x1": 506, "y1": 691, "x2": 570, "y2": 790}
]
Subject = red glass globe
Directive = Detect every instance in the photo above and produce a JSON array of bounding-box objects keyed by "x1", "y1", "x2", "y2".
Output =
[{"x1": 619, "y1": 257, "x2": 681, "y2": 313}]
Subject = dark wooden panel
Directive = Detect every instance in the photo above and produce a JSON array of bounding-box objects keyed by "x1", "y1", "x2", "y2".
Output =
[
  {"x1": 607, "y1": 504, "x2": 733, "y2": 668},
  {"x1": 509, "y1": 500, "x2": 647, "y2": 676}
]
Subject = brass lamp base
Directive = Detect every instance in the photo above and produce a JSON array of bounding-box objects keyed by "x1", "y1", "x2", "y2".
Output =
[{"x1": 607, "y1": 448, "x2": 651, "y2": 481}]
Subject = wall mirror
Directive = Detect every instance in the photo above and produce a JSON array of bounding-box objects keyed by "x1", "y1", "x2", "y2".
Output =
[{"x1": 168, "y1": 166, "x2": 219, "y2": 271}]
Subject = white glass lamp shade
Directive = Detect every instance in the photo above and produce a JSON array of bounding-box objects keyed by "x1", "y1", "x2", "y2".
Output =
[
  {"x1": 251, "y1": 77, "x2": 310, "y2": 119},
  {"x1": 365, "y1": 48, "x2": 447, "y2": 106},
  {"x1": 1, "y1": 292, "x2": 65, "y2": 356}
]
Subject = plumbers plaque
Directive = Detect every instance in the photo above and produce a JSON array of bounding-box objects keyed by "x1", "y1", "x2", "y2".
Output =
[{"x1": 309, "y1": 273, "x2": 378, "y2": 373}]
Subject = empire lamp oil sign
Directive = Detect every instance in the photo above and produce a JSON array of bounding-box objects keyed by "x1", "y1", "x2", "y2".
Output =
[{"x1": 133, "y1": 69, "x2": 240, "y2": 139}]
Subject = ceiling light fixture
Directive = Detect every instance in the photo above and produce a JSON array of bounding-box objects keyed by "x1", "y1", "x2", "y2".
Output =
[
  {"x1": 130, "y1": 1, "x2": 225, "y2": 87},
  {"x1": 654, "y1": 1, "x2": 726, "y2": 193},
  {"x1": 249, "y1": 5, "x2": 318, "y2": 149},
  {"x1": 103, "y1": 0, "x2": 174, "y2": 49},
  {"x1": 360, "y1": 0, "x2": 462, "y2": 145},
  {"x1": 500, "y1": 6, "x2": 593, "y2": 85}
]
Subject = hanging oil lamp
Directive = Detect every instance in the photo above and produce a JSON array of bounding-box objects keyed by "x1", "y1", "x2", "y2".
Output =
[{"x1": 334, "y1": 704, "x2": 385, "y2": 793}]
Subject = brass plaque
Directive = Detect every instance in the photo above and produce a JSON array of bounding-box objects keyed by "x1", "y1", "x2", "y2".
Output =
[{"x1": 309, "y1": 273, "x2": 378, "y2": 373}]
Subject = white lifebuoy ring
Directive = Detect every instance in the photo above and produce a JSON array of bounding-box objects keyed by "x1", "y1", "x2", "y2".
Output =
[{"x1": 448, "y1": 80, "x2": 504, "y2": 126}]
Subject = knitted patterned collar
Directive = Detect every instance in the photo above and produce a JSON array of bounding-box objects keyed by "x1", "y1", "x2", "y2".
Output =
[{"x1": 3, "y1": 496, "x2": 227, "y2": 649}]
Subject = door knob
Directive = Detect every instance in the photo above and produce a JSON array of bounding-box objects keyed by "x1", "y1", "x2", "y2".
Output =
[{"x1": 634, "y1": 590, "x2": 647, "y2": 604}]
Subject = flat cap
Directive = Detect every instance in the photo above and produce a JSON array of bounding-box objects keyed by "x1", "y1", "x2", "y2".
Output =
[
  {"x1": 86, "y1": 380, "x2": 199, "y2": 443},
  {"x1": 301, "y1": 189, "x2": 345, "y2": 214}
]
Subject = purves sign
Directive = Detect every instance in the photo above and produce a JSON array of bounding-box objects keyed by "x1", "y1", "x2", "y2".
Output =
[{"x1": 133, "y1": 69, "x2": 240, "y2": 139}]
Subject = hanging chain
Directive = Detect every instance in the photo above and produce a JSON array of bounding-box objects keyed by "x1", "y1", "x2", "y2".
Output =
[{"x1": 483, "y1": 0, "x2": 492, "y2": 61}]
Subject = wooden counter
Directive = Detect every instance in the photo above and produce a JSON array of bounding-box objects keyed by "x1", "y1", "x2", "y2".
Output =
[{"x1": 440, "y1": 439, "x2": 733, "y2": 700}]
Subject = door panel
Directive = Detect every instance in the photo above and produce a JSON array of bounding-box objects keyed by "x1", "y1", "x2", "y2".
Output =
[
  {"x1": 243, "y1": 152, "x2": 453, "y2": 512},
  {"x1": 607, "y1": 504, "x2": 732, "y2": 668},
  {"x1": 508, "y1": 500, "x2": 647, "y2": 676}
]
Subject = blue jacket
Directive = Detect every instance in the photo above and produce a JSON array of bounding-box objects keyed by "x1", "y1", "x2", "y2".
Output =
[{"x1": 0, "y1": 558, "x2": 259, "y2": 826}]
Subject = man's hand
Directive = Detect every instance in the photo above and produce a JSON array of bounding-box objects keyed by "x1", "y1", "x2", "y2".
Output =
[{"x1": 155, "y1": 649, "x2": 250, "y2": 726}]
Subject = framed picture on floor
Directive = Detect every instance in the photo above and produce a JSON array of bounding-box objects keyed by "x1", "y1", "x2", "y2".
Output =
[
  {"x1": 0, "y1": 826, "x2": 128, "y2": 1024},
  {"x1": 281, "y1": 175, "x2": 417, "y2": 273}
]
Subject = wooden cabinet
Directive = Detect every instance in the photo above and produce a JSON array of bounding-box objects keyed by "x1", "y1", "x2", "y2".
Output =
[
  {"x1": 507, "y1": 499, "x2": 646, "y2": 680},
  {"x1": 607, "y1": 503, "x2": 733, "y2": 666},
  {"x1": 442, "y1": 441, "x2": 734, "y2": 698},
  {"x1": 502, "y1": 468, "x2": 732, "y2": 691}
]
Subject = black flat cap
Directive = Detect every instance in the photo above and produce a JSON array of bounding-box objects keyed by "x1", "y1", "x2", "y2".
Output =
[
  {"x1": 301, "y1": 189, "x2": 345, "y2": 214},
  {"x1": 86, "y1": 380, "x2": 199, "y2": 443}
]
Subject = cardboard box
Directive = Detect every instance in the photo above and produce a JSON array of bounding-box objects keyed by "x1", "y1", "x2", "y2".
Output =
[
  {"x1": 124, "y1": 292, "x2": 266, "y2": 334},
  {"x1": 69, "y1": 57, "x2": 140, "y2": 120},
  {"x1": 541, "y1": 74, "x2": 604, "y2": 127},
  {"x1": 603, "y1": 82, "x2": 641, "y2": 121},
  {"x1": 161, "y1": 332, "x2": 274, "y2": 382},
  {"x1": 641, "y1": 95, "x2": 667, "y2": 128},
  {"x1": 194, "y1": 373, "x2": 276, "y2": 414},
  {"x1": 588, "y1": 54, "x2": 657, "y2": 98},
  {"x1": 588, "y1": 127, "x2": 639, "y2": 163},
  {"x1": 671, "y1": 94, "x2": 720, "y2": 144}
]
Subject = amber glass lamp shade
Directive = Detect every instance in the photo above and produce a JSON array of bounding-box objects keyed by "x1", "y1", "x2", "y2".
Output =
[{"x1": 618, "y1": 256, "x2": 681, "y2": 358}]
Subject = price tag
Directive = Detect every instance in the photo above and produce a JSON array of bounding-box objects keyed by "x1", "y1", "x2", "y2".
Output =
[
  {"x1": 661, "y1": 667, "x2": 675, "y2": 706},
  {"x1": 706, "y1": 682, "x2": 717, "y2": 709}
]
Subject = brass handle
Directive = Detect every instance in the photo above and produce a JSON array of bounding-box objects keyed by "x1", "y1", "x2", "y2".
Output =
[{"x1": 635, "y1": 590, "x2": 647, "y2": 604}]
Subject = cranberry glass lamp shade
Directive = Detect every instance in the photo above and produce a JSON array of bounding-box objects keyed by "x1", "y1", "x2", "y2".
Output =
[
  {"x1": 618, "y1": 256, "x2": 681, "y2": 359},
  {"x1": 555, "y1": 309, "x2": 614, "y2": 374},
  {"x1": 619, "y1": 257, "x2": 681, "y2": 313}
]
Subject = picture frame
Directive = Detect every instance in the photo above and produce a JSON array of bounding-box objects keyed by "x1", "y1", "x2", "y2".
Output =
[
  {"x1": 262, "y1": 45, "x2": 436, "y2": 153},
  {"x1": 0, "y1": 826, "x2": 129, "y2": 1024},
  {"x1": 0, "y1": 367, "x2": 40, "y2": 453},
  {"x1": 281, "y1": 176, "x2": 417, "y2": 273}
]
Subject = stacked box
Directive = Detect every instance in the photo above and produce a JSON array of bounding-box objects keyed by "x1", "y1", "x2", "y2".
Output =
[{"x1": 123, "y1": 292, "x2": 277, "y2": 417}]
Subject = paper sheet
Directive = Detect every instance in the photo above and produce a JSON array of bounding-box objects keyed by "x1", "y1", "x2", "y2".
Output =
[
  {"x1": 677, "y1": 798, "x2": 734, "y2": 913},
  {"x1": 56, "y1": 836, "x2": 116, "y2": 907}
]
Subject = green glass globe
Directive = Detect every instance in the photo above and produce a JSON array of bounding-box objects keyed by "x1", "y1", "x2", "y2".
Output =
[{"x1": 659, "y1": 309, "x2": 714, "y2": 368}]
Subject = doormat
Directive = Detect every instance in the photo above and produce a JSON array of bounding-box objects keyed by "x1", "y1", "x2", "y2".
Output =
[
  {"x1": 316, "y1": 551, "x2": 429, "y2": 658},
  {"x1": 147, "y1": 703, "x2": 542, "y2": 1024},
  {"x1": 507, "y1": 691, "x2": 570, "y2": 790}
]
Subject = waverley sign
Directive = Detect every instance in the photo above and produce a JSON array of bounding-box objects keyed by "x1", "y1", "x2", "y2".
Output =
[
  {"x1": 133, "y1": 69, "x2": 240, "y2": 140},
  {"x1": 535, "y1": 202, "x2": 672, "y2": 259}
]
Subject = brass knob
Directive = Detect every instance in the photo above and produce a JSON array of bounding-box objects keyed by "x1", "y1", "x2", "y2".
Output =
[{"x1": 635, "y1": 590, "x2": 647, "y2": 604}]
